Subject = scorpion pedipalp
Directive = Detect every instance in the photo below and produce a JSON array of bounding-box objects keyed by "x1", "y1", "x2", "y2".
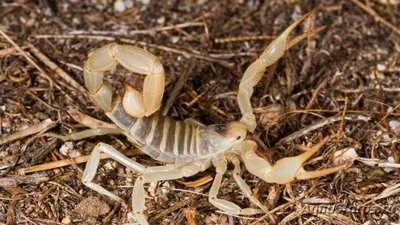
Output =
[{"x1": 237, "y1": 12, "x2": 323, "y2": 132}]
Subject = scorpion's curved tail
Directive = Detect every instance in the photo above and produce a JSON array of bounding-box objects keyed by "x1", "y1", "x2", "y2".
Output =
[{"x1": 83, "y1": 43, "x2": 165, "y2": 117}]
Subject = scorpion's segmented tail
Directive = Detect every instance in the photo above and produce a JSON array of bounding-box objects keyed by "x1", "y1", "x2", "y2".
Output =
[{"x1": 83, "y1": 43, "x2": 165, "y2": 117}]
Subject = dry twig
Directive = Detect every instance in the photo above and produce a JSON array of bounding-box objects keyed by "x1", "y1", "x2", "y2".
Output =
[
  {"x1": 162, "y1": 60, "x2": 195, "y2": 116},
  {"x1": 17, "y1": 149, "x2": 143, "y2": 174},
  {"x1": 0, "y1": 29, "x2": 55, "y2": 91},
  {"x1": 0, "y1": 174, "x2": 49, "y2": 188},
  {"x1": 27, "y1": 44, "x2": 89, "y2": 98},
  {"x1": 67, "y1": 107, "x2": 117, "y2": 129},
  {"x1": 279, "y1": 114, "x2": 371, "y2": 144},
  {"x1": 0, "y1": 119, "x2": 56, "y2": 145},
  {"x1": 351, "y1": 0, "x2": 400, "y2": 35}
]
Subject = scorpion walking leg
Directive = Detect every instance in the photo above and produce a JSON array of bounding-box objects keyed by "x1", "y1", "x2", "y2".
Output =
[
  {"x1": 133, "y1": 161, "x2": 209, "y2": 225},
  {"x1": 228, "y1": 155, "x2": 270, "y2": 214},
  {"x1": 46, "y1": 128, "x2": 123, "y2": 141},
  {"x1": 82, "y1": 142, "x2": 146, "y2": 205},
  {"x1": 209, "y1": 156, "x2": 264, "y2": 215},
  {"x1": 237, "y1": 12, "x2": 322, "y2": 132}
]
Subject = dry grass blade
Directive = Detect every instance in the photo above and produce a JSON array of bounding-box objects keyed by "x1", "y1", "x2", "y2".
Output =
[
  {"x1": 17, "y1": 149, "x2": 143, "y2": 175},
  {"x1": 150, "y1": 198, "x2": 194, "y2": 223},
  {"x1": 162, "y1": 60, "x2": 195, "y2": 116},
  {"x1": 279, "y1": 114, "x2": 371, "y2": 144},
  {"x1": 176, "y1": 175, "x2": 213, "y2": 188},
  {"x1": 67, "y1": 21, "x2": 204, "y2": 36},
  {"x1": 27, "y1": 44, "x2": 89, "y2": 98},
  {"x1": 0, "y1": 119, "x2": 56, "y2": 145},
  {"x1": 375, "y1": 183, "x2": 400, "y2": 200},
  {"x1": 0, "y1": 29, "x2": 55, "y2": 91},
  {"x1": 0, "y1": 174, "x2": 49, "y2": 188},
  {"x1": 67, "y1": 107, "x2": 117, "y2": 129},
  {"x1": 0, "y1": 47, "x2": 16, "y2": 56},
  {"x1": 184, "y1": 209, "x2": 197, "y2": 225},
  {"x1": 33, "y1": 35, "x2": 234, "y2": 68},
  {"x1": 214, "y1": 35, "x2": 276, "y2": 44},
  {"x1": 351, "y1": 0, "x2": 400, "y2": 35}
]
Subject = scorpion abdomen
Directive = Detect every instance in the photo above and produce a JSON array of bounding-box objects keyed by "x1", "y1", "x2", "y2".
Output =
[{"x1": 106, "y1": 101, "x2": 210, "y2": 164}]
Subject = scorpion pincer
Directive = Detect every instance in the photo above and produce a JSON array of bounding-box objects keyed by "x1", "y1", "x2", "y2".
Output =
[{"x1": 53, "y1": 12, "x2": 349, "y2": 224}]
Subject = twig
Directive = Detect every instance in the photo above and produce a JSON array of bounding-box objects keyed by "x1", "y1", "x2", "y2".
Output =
[
  {"x1": 67, "y1": 21, "x2": 204, "y2": 36},
  {"x1": 0, "y1": 119, "x2": 57, "y2": 145},
  {"x1": 6, "y1": 197, "x2": 16, "y2": 225},
  {"x1": 214, "y1": 35, "x2": 276, "y2": 43},
  {"x1": 151, "y1": 198, "x2": 194, "y2": 222},
  {"x1": 102, "y1": 202, "x2": 121, "y2": 224},
  {"x1": 0, "y1": 29, "x2": 55, "y2": 92},
  {"x1": 375, "y1": 183, "x2": 400, "y2": 200},
  {"x1": 17, "y1": 149, "x2": 143, "y2": 174},
  {"x1": 355, "y1": 103, "x2": 400, "y2": 143},
  {"x1": 334, "y1": 87, "x2": 400, "y2": 93},
  {"x1": 67, "y1": 107, "x2": 117, "y2": 129},
  {"x1": 27, "y1": 44, "x2": 89, "y2": 97},
  {"x1": 162, "y1": 60, "x2": 194, "y2": 116},
  {"x1": 34, "y1": 34, "x2": 234, "y2": 68},
  {"x1": 27, "y1": 91, "x2": 60, "y2": 111},
  {"x1": 184, "y1": 209, "x2": 197, "y2": 225},
  {"x1": 0, "y1": 174, "x2": 49, "y2": 188},
  {"x1": 31, "y1": 217, "x2": 67, "y2": 225},
  {"x1": 176, "y1": 175, "x2": 213, "y2": 188},
  {"x1": 300, "y1": 78, "x2": 328, "y2": 123},
  {"x1": 254, "y1": 108, "x2": 400, "y2": 116},
  {"x1": 357, "y1": 157, "x2": 400, "y2": 169},
  {"x1": 0, "y1": 47, "x2": 16, "y2": 56},
  {"x1": 331, "y1": 97, "x2": 349, "y2": 157},
  {"x1": 279, "y1": 114, "x2": 371, "y2": 144},
  {"x1": 351, "y1": 0, "x2": 400, "y2": 35},
  {"x1": 20, "y1": 215, "x2": 38, "y2": 225}
]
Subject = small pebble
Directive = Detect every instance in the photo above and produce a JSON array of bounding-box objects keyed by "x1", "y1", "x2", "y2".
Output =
[
  {"x1": 114, "y1": 0, "x2": 126, "y2": 12},
  {"x1": 141, "y1": 0, "x2": 150, "y2": 5},
  {"x1": 383, "y1": 156, "x2": 395, "y2": 173},
  {"x1": 157, "y1": 16, "x2": 165, "y2": 25},
  {"x1": 376, "y1": 64, "x2": 386, "y2": 71},
  {"x1": 60, "y1": 142, "x2": 74, "y2": 156},
  {"x1": 61, "y1": 216, "x2": 71, "y2": 224},
  {"x1": 124, "y1": 0, "x2": 133, "y2": 8},
  {"x1": 334, "y1": 148, "x2": 357, "y2": 165},
  {"x1": 68, "y1": 149, "x2": 81, "y2": 158},
  {"x1": 389, "y1": 119, "x2": 400, "y2": 130}
]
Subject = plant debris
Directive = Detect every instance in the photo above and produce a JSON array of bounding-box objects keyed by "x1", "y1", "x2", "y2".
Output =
[{"x1": 0, "y1": 0, "x2": 399, "y2": 224}]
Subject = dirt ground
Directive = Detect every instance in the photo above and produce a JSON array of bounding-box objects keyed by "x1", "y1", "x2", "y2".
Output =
[{"x1": 1, "y1": 0, "x2": 400, "y2": 224}]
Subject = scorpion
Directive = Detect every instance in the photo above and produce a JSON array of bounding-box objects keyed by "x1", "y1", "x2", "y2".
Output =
[{"x1": 52, "y1": 12, "x2": 348, "y2": 224}]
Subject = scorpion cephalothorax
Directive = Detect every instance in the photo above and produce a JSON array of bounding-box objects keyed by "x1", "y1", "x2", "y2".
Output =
[{"x1": 52, "y1": 12, "x2": 349, "y2": 225}]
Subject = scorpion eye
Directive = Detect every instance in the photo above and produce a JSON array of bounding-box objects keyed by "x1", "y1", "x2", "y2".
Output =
[
  {"x1": 236, "y1": 136, "x2": 241, "y2": 140},
  {"x1": 215, "y1": 125, "x2": 226, "y2": 133}
]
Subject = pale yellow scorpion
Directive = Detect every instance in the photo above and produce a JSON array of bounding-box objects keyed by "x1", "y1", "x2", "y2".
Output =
[{"x1": 53, "y1": 13, "x2": 348, "y2": 224}]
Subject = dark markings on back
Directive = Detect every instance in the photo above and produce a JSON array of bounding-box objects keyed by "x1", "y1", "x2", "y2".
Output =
[
  {"x1": 165, "y1": 118, "x2": 176, "y2": 154},
  {"x1": 177, "y1": 122, "x2": 187, "y2": 156},
  {"x1": 110, "y1": 103, "x2": 136, "y2": 131},
  {"x1": 132, "y1": 116, "x2": 151, "y2": 142},
  {"x1": 149, "y1": 114, "x2": 164, "y2": 149}
]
